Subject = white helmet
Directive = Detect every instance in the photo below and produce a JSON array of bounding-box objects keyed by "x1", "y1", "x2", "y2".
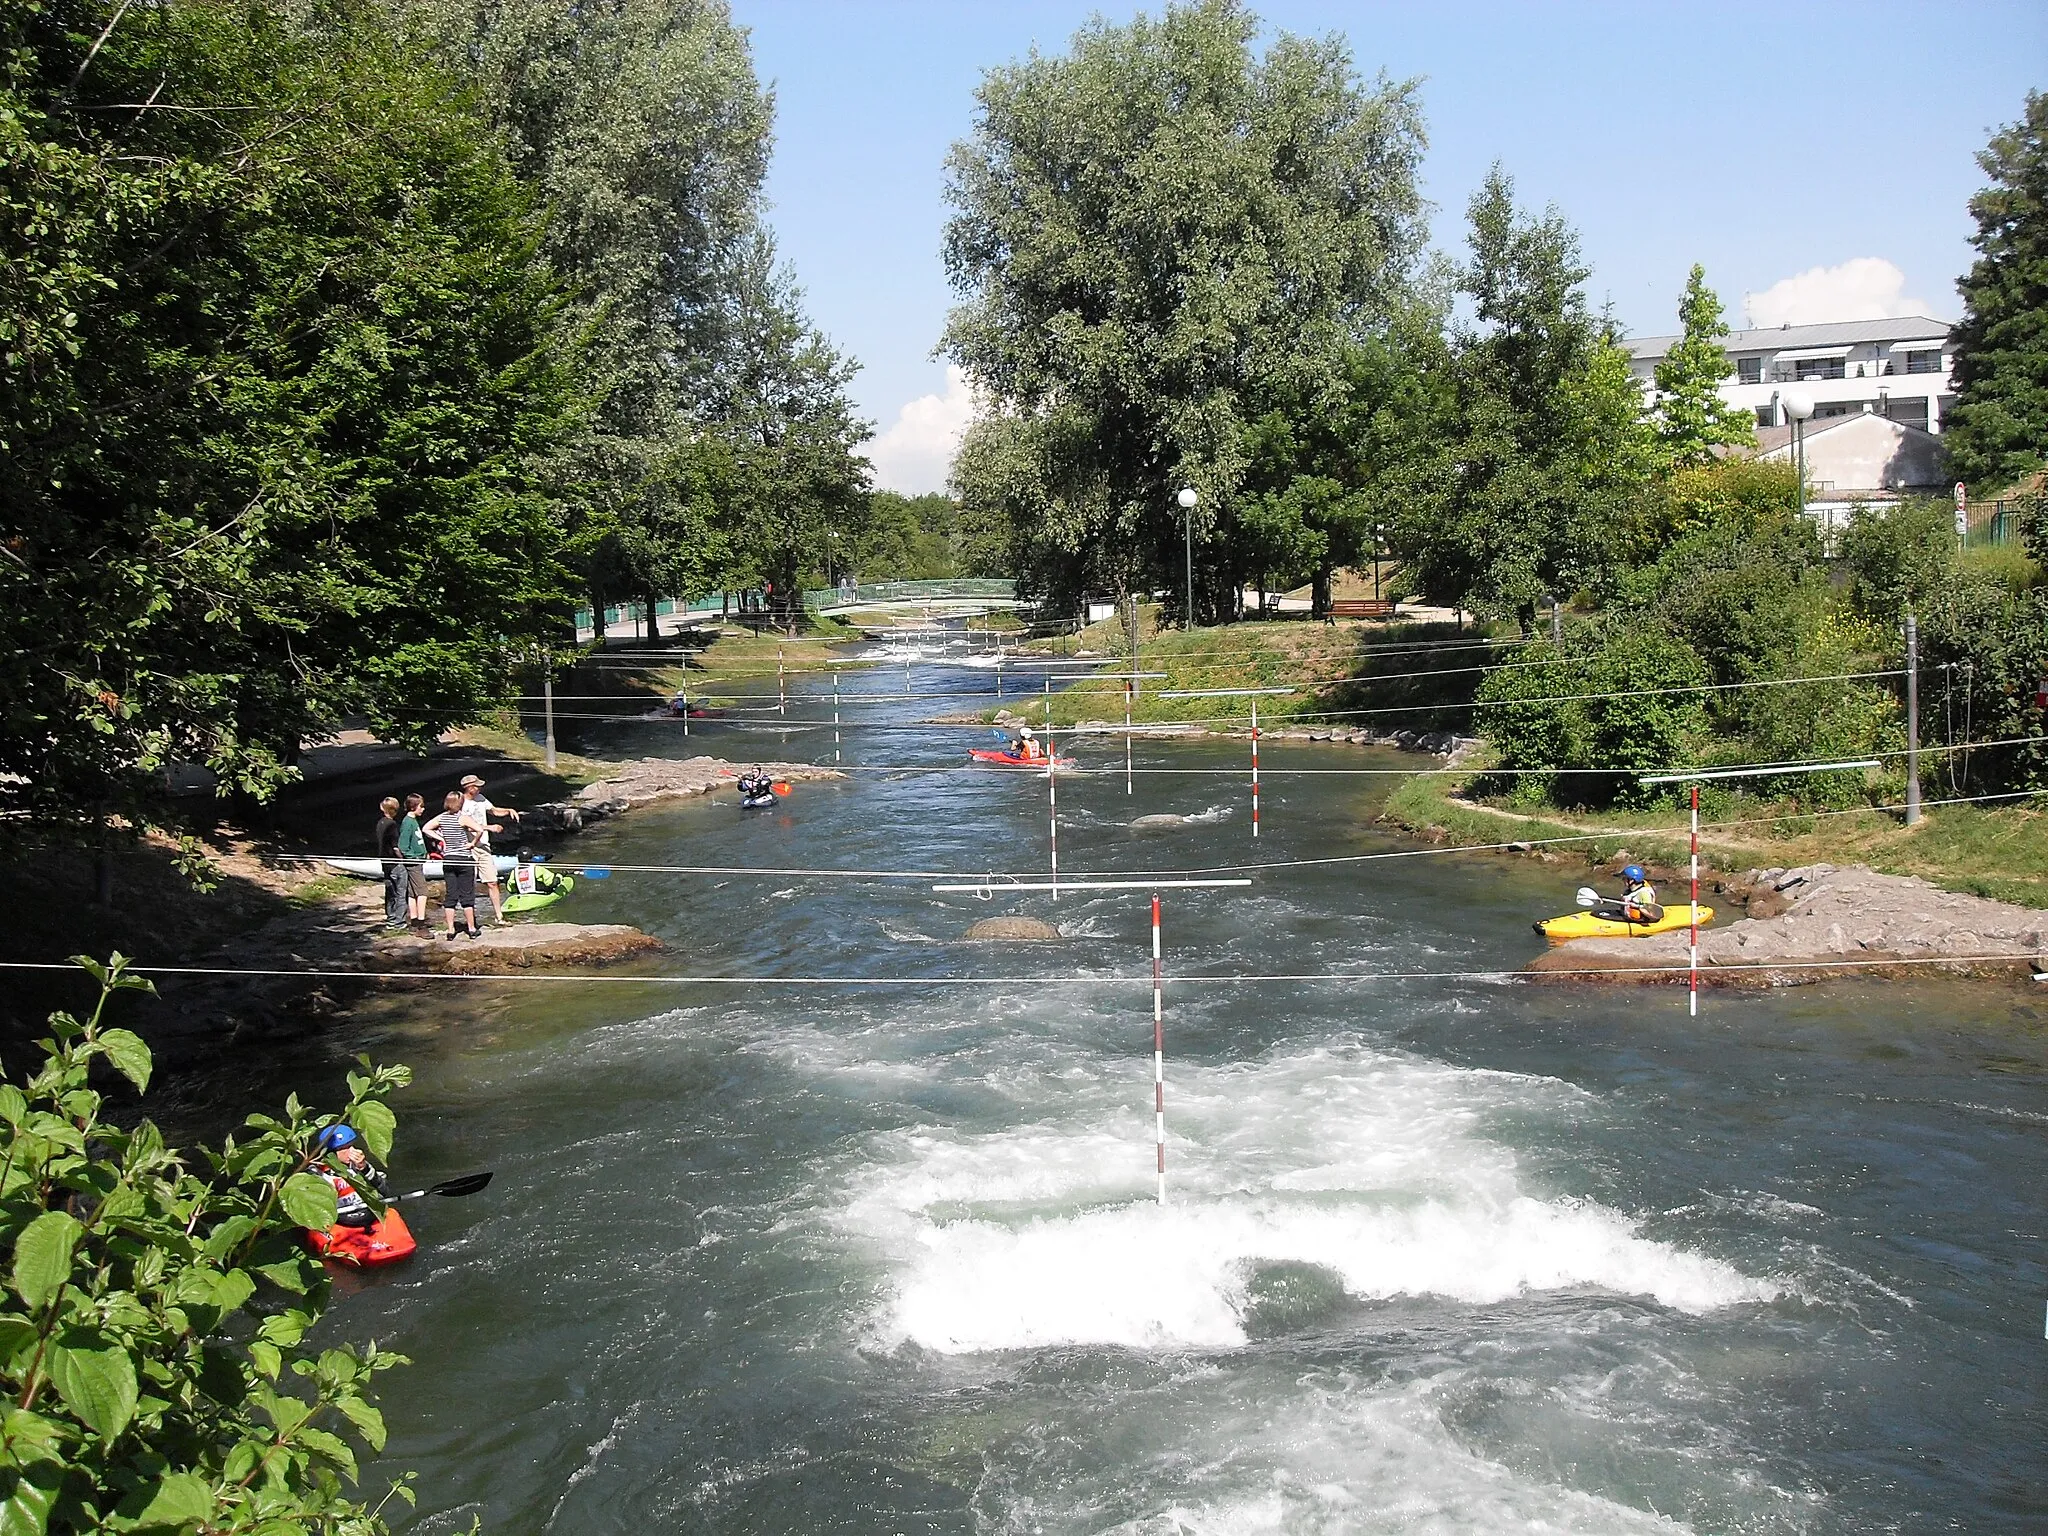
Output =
[{"x1": 1018, "y1": 725, "x2": 1035, "y2": 738}]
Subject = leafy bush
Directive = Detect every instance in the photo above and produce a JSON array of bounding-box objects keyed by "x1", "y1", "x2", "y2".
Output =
[
  {"x1": 0, "y1": 956, "x2": 418, "y2": 1533},
  {"x1": 1838, "y1": 499, "x2": 1962, "y2": 629},
  {"x1": 1475, "y1": 630, "x2": 1707, "y2": 806}
]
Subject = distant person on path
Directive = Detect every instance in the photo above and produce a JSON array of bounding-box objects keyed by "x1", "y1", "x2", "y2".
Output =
[
  {"x1": 421, "y1": 792, "x2": 479, "y2": 940},
  {"x1": 459, "y1": 774, "x2": 521, "y2": 924},
  {"x1": 399, "y1": 793, "x2": 429, "y2": 927},
  {"x1": 375, "y1": 797, "x2": 405, "y2": 930}
]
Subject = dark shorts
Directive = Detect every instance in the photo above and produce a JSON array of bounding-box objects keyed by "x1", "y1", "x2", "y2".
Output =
[
  {"x1": 442, "y1": 858, "x2": 477, "y2": 911},
  {"x1": 405, "y1": 861, "x2": 427, "y2": 899}
]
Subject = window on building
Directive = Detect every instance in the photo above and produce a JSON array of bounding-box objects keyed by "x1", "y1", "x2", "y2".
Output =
[
  {"x1": 1796, "y1": 357, "x2": 1846, "y2": 382},
  {"x1": 1904, "y1": 348, "x2": 1942, "y2": 375},
  {"x1": 1737, "y1": 356, "x2": 1762, "y2": 384},
  {"x1": 1887, "y1": 397, "x2": 1929, "y2": 429}
]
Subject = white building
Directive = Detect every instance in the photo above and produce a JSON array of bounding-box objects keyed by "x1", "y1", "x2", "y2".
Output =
[{"x1": 1626, "y1": 315, "x2": 1956, "y2": 434}]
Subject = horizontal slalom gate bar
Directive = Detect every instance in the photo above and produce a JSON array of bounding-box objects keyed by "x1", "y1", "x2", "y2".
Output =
[
  {"x1": 1640, "y1": 759, "x2": 1880, "y2": 784},
  {"x1": 5, "y1": 952, "x2": 2041, "y2": 987}
]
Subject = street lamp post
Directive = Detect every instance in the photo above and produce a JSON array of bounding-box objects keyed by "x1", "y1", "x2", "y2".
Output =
[
  {"x1": 1780, "y1": 390, "x2": 1815, "y2": 524},
  {"x1": 1177, "y1": 486, "x2": 1199, "y2": 629}
]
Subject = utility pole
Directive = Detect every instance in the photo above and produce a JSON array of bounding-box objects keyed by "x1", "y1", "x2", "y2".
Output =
[
  {"x1": 1904, "y1": 612, "x2": 1921, "y2": 825},
  {"x1": 1551, "y1": 599, "x2": 1562, "y2": 646},
  {"x1": 1177, "y1": 487, "x2": 1199, "y2": 630}
]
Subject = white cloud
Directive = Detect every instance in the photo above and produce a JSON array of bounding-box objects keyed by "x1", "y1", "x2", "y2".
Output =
[
  {"x1": 868, "y1": 364, "x2": 975, "y2": 496},
  {"x1": 1742, "y1": 258, "x2": 1940, "y2": 329}
]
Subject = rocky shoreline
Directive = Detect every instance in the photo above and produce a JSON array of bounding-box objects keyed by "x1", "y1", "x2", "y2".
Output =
[
  {"x1": 522, "y1": 755, "x2": 843, "y2": 833},
  {"x1": 1528, "y1": 862, "x2": 2048, "y2": 987}
]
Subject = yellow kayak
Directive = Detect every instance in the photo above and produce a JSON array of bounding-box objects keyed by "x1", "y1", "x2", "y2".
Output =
[{"x1": 1536, "y1": 903, "x2": 1714, "y2": 943}]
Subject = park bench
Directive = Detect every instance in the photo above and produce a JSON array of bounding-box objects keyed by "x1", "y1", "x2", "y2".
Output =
[{"x1": 1324, "y1": 598, "x2": 1396, "y2": 624}]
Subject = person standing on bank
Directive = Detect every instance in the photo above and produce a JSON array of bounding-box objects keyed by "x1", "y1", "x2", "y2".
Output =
[
  {"x1": 421, "y1": 791, "x2": 479, "y2": 940},
  {"x1": 399, "y1": 792, "x2": 429, "y2": 928},
  {"x1": 458, "y1": 773, "x2": 521, "y2": 925},
  {"x1": 375, "y1": 798, "x2": 406, "y2": 930}
]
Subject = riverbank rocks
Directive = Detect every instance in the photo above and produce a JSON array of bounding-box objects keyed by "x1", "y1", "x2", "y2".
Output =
[
  {"x1": 373, "y1": 922, "x2": 662, "y2": 974},
  {"x1": 522, "y1": 756, "x2": 841, "y2": 832},
  {"x1": 1529, "y1": 863, "x2": 2048, "y2": 987},
  {"x1": 964, "y1": 915, "x2": 1063, "y2": 941}
]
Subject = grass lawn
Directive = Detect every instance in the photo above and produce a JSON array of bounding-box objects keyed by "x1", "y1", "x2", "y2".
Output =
[{"x1": 1382, "y1": 768, "x2": 2048, "y2": 909}]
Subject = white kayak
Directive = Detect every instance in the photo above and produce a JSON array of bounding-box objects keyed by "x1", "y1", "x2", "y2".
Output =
[{"x1": 323, "y1": 855, "x2": 518, "y2": 881}]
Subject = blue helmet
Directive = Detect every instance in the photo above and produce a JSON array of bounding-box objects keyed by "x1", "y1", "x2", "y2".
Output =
[
  {"x1": 316, "y1": 1125, "x2": 358, "y2": 1153},
  {"x1": 1622, "y1": 865, "x2": 1646, "y2": 883}
]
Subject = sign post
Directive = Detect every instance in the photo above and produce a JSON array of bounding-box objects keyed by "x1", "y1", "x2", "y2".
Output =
[{"x1": 1955, "y1": 481, "x2": 1968, "y2": 541}]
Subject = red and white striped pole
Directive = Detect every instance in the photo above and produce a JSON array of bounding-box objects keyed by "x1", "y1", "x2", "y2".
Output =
[
  {"x1": 1047, "y1": 678, "x2": 1059, "y2": 901},
  {"x1": 1125, "y1": 679, "x2": 1134, "y2": 796},
  {"x1": 1251, "y1": 698, "x2": 1261, "y2": 838},
  {"x1": 1152, "y1": 893, "x2": 1166, "y2": 1206},
  {"x1": 1689, "y1": 782, "x2": 1700, "y2": 1016},
  {"x1": 778, "y1": 651, "x2": 785, "y2": 716}
]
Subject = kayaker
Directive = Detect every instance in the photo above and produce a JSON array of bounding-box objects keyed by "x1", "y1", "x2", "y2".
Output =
[
  {"x1": 1015, "y1": 725, "x2": 1045, "y2": 763},
  {"x1": 1619, "y1": 865, "x2": 1664, "y2": 923},
  {"x1": 736, "y1": 766, "x2": 773, "y2": 801},
  {"x1": 316, "y1": 1125, "x2": 389, "y2": 1230}
]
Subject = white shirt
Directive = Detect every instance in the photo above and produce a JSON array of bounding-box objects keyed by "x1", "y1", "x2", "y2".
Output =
[{"x1": 459, "y1": 795, "x2": 497, "y2": 848}]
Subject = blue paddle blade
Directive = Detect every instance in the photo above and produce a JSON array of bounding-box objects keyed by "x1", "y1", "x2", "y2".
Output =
[{"x1": 579, "y1": 867, "x2": 612, "y2": 880}]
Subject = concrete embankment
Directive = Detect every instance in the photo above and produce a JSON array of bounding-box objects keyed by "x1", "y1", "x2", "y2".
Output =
[{"x1": 1529, "y1": 863, "x2": 2048, "y2": 986}]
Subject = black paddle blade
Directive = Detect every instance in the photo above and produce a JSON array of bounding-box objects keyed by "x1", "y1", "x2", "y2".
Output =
[{"x1": 429, "y1": 1171, "x2": 493, "y2": 1198}]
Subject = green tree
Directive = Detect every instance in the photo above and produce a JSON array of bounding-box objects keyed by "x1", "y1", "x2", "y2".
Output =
[
  {"x1": 850, "y1": 494, "x2": 960, "y2": 583},
  {"x1": 1947, "y1": 90, "x2": 2048, "y2": 492},
  {"x1": 0, "y1": 1, "x2": 583, "y2": 873},
  {"x1": 706, "y1": 235, "x2": 872, "y2": 624},
  {"x1": 940, "y1": 0, "x2": 1425, "y2": 619},
  {"x1": 1394, "y1": 170, "x2": 1656, "y2": 629},
  {"x1": 413, "y1": 0, "x2": 777, "y2": 627},
  {"x1": 1651, "y1": 264, "x2": 1754, "y2": 468},
  {"x1": 0, "y1": 956, "x2": 419, "y2": 1533}
]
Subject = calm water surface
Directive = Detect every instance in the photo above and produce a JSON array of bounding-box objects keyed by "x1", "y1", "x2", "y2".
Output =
[{"x1": 193, "y1": 648, "x2": 2048, "y2": 1532}]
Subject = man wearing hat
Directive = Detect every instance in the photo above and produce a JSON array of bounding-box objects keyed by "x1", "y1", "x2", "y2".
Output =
[{"x1": 458, "y1": 774, "x2": 522, "y2": 924}]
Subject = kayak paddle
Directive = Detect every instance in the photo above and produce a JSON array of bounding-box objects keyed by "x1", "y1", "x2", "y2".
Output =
[
  {"x1": 772, "y1": 782, "x2": 791, "y2": 796},
  {"x1": 1575, "y1": 886, "x2": 1600, "y2": 908},
  {"x1": 387, "y1": 1171, "x2": 493, "y2": 1203}
]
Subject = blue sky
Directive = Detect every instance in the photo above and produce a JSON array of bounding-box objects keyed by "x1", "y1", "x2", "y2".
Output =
[{"x1": 735, "y1": 1, "x2": 2046, "y2": 491}]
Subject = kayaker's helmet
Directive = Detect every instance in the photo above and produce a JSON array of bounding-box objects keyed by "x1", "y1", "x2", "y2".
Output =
[
  {"x1": 316, "y1": 1125, "x2": 357, "y2": 1153},
  {"x1": 1623, "y1": 865, "x2": 1646, "y2": 883},
  {"x1": 1018, "y1": 725, "x2": 1035, "y2": 738}
]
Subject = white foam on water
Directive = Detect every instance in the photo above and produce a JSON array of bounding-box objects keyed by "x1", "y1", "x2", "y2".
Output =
[
  {"x1": 839, "y1": 1043, "x2": 1776, "y2": 1354},
  {"x1": 1065, "y1": 1379, "x2": 1696, "y2": 1535}
]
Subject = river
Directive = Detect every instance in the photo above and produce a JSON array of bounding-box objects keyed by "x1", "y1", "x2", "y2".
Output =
[{"x1": 241, "y1": 644, "x2": 2047, "y2": 1532}]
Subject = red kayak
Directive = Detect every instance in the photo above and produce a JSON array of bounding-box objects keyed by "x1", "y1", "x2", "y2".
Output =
[
  {"x1": 304, "y1": 1208, "x2": 417, "y2": 1267},
  {"x1": 969, "y1": 748, "x2": 1075, "y2": 769}
]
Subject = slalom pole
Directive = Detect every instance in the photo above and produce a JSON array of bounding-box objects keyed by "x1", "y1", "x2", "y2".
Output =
[
  {"x1": 778, "y1": 651, "x2": 786, "y2": 717},
  {"x1": 1152, "y1": 893, "x2": 1166, "y2": 1206},
  {"x1": 1047, "y1": 676, "x2": 1058, "y2": 901},
  {"x1": 1689, "y1": 782, "x2": 1699, "y2": 1017},
  {"x1": 833, "y1": 670, "x2": 841, "y2": 763},
  {"x1": 1251, "y1": 697, "x2": 1260, "y2": 838},
  {"x1": 1125, "y1": 679, "x2": 1134, "y2": 796}
]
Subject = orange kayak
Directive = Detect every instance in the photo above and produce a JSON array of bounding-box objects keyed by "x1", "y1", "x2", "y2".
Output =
[
  {"x1": 969, "y1": 749, "x2": 1074, "y2": 768},
  {"x1": 304, "y1": 1208, "x2": 417, "y2": 1267}
]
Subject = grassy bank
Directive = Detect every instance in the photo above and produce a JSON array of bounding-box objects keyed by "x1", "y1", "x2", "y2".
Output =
[
  {"x1": 1004, "y1": 610, "x2": 1507, "y2": 731},
  {"x1": 1383, "y1": 768, "x2": 2048, "y2": 909}
]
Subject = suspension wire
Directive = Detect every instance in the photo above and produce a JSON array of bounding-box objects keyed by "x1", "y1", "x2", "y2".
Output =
[
  {"x1": 3, "y1": 952, "x2": 2039, "y2": 989},
  {"x1": 270, "y1": 787, "x2": 2044, "y2": 884}
]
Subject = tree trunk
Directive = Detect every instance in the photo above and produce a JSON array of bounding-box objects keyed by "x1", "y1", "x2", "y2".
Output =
[
  {"x1": 644, "y1": 591, "x2": 659, "y2": 642},
  {"x1": 1515, "y1": 599, "x2": 1536, "y2": 638},
  {"x1": 1257, "y1": 574, "x2": 1267, "y2": 620},
  {"x1": 589, "y1": 581, "x2": 606, "y2": 651},
  {"x1": 1311, "y1": 562, "x2": 1333, "y2": 621}
]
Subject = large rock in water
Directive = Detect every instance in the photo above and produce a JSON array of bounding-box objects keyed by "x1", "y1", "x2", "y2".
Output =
[
  {"x1": 1527, "y1": 863, "x2": 2048, "y2": 987},
  {"x1": 964, "y1": 916, "x2": 1062, "y2": 941},
  {"x1": 373, "y1": 922, "x2": 661, "y2": 974},
  {"x1": 1130, "y1": 814, "x2": 1187, "y2": 831}
]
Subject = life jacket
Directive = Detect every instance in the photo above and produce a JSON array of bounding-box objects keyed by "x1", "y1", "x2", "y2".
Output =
[
  {"x1": 1623, "y1": 881, "x2": 1658, "y2": 915},
  {"x1": 1019, "y1": 738, "x2": 1043, "y2": 761},
  {"x1": 325, "y1": 1170, "x2": 370, "y2": 1223}
]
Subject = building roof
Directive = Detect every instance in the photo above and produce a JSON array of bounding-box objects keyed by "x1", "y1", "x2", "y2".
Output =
[
  {"x1": 1628, "y1": 315, "x2": 1952, "y2": 362},
  {"x1": 1751, "y1": 413, "x2": 1943, "y2": 455}
]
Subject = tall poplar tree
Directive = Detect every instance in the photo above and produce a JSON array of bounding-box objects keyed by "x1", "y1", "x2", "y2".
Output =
[
  {"x1": 1652, "y1": 264, "x2": 1754, "y2": 468},
  {"x1": 940, "y1": 0, "x2": 1425, "y2": 618},
  {"x1": 1947, "y1": 90, "x2": 2048, "y2": 492}
]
